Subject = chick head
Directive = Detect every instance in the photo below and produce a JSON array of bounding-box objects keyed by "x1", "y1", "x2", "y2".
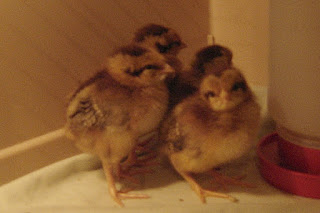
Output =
[
  {"x1": 106, "y1": 45, "x2": 175, "y2": 87},
  {"x1": 200, "y1": 69, "x2": 252, "y2": 112},
  {"x1": 191, "y1": 45, "x2": 233, "y2": 77},
  {"x1": 133, "y1": 23, "x2": 186, "y2": 56}
]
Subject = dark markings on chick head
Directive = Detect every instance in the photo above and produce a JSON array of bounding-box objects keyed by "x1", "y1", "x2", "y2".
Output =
[
  {"x1": 156, "y1": 41, "x2": 181, "y2": 54},
  {"x1": 117, "y1": 45, "x2": 148, "y2": 57},
  {"x1": 192, "y1": 45, "x2": 229, "y2": 74},
  {"x1": 134, "y1": 24, "x2": 169, "y2": 42},
  {"x1": 232, "y1": 81, "x2": 247, "y2": 92}
]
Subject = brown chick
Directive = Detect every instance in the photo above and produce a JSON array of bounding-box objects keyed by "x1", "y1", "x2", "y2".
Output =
[
  {"x1": 160, "y1": 68, "x2": 261, "y2": 203},
  {"x1": 65, "y1": 45, "x2": 174, "y2": 207}
]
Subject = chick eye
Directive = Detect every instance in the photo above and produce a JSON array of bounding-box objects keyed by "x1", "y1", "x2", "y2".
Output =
[
  {"x1": 170, "y1": 41, "x2": 181, "y2": 48},
  {"x1": 156, "y1": 42, "x2": 169, "y2": 53},
  {"x1": 156, "y1": 41, "x2": 180, "y2": 53},
  {"x1": 125, "y1": 64, "x2": 162, "y2": 77},
  {"x1": 205, "y1": 91, "x2": 216, "y2": 99},
  {"x1": 144, "y1": 64, "x2": 161, "y2": 70},
  {"x1": 232, "y1": 82, "x2": 246, "y2": 91},
  {"x1": 125, "y1": 68, "x2": 143, "y2": 77}
]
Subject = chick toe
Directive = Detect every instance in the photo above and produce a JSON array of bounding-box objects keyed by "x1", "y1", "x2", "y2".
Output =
[{"x1": 176, "y1": 169, "x2": 238, "y2": 203}]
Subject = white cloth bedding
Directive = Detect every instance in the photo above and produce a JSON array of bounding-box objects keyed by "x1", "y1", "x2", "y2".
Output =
[{"x1": 1, "y1": 87, "x2": 320, "y2": 213}]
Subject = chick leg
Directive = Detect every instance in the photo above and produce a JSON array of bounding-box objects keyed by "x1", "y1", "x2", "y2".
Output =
[
  {"x1": 102, "y1": 162, "x2": 124, "y2": 207},
  {"x1": 175, "y1": 169, "x2": 238, "y2": 203},
  {"x1": 102, "y1": 162, "x2": 150, "y2": 207}
]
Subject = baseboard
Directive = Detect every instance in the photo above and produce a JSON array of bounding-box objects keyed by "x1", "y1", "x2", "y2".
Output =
[{"x1": 0, "y1": 128, "x2": 80, "y2": 186}]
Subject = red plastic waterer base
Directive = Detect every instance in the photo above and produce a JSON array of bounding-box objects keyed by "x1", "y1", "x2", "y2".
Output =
[{"x1": 257, "y1": 133, "x2": 320, "y2": 199}]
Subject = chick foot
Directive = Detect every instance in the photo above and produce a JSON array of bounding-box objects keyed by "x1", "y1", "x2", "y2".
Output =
[
  {"x1": 176, "y1": 169, "x2": 238, "y2": 203},
  {"x1": 209, "y1": 170, "x2": 256, "y2": 190},
  {"x1": 103, "y1": 162, "x2": 149, "y2": 207}
]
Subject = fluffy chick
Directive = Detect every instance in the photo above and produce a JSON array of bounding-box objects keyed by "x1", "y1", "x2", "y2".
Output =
[
  {"x1": 65, "y1": 45, "x2": 174, "y2": 207},
  {"x1": 160, "y1": 68, "x2": 260, "y2": 203}
]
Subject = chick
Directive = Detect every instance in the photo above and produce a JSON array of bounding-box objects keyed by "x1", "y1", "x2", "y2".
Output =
[
  {"x1": 133, "y1": 23, "x2": 186, "y2": 56},
  {"x1": 65, "y1": 45, "x2": 174, "y2": 207},
  {"x1": 160, "y1": 68, "x2": 261, "y2": 203},
  {"x1": 184, "y1": 44, "x2": 233, "y2": 88}
]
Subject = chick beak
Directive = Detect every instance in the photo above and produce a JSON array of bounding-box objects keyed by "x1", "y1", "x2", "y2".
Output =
[
  {"x1": 179, "y1": 42, "x2": 187, "y2": 49},
  {"x1": 161, "y1": 64, "x2": 175, "y2": 81}
]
